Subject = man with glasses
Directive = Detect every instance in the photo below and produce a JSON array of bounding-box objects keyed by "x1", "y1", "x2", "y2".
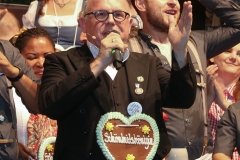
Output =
[{"x1": 38, "y1": 0, "x2": 196, "y2": 159}]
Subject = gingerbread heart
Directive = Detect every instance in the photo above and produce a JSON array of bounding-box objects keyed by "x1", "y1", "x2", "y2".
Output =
[
  {"x1": 38, "y1": 137, "x2": 56, "y2": 160},
  {"x1": 96, "y1": 112, "x2": 160, "y2": 160}
]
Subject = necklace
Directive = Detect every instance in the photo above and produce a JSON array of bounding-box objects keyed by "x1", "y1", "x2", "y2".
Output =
[{"x1": 53, "y1": 0, "x2": 71, "y2": 8}]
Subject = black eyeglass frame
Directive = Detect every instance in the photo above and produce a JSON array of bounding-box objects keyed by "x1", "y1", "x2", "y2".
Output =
[{"x1": 84, "y1": 10, "x2": 130, "y2": 22}]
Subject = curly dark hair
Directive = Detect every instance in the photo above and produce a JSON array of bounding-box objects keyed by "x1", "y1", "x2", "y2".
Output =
[{"x1": 15, "y1": 28, "x2": 55, "y2": 52}]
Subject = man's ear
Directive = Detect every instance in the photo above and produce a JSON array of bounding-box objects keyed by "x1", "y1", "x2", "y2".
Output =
[
  {"x1": 79, "y1": 17, "x2": 86, "y2": 33},
  {"x1": 129, "y1": 18, "x2": 134, "y2": 33},
  {"x1": 135, "y1": 0, "x2": 146, "y2": 12}
]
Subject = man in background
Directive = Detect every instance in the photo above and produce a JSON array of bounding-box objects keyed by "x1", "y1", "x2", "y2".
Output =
[
  {"x1": 130, "y1": 0, "x2": 240, "y2": 159},
  {"x1": 0, "y1": 9, "x2": 39, "y2": 160}
]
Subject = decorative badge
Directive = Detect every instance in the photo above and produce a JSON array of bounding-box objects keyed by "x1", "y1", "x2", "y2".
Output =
[
  {"x1": 0, "y1": 115, "x2": 4, "y2": 122},
  {"x1": 96, "y1": 112, "x2": 160, "y2": 160},
  {"x1": 135, "y1": 83, "x2": 143, "y2": 95},
  {"x1": 137, "y1": 76, "x2": 144, "y2": 82},
  {"x1": 127, "y1": 102, "x2": 143, "y2": 116}
]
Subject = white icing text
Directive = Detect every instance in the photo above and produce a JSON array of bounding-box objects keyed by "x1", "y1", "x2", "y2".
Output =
[
  {"x1": 104, "y1": 132, "x2": 154, "y2": 149},
  {"x1": 44, "y1": 153, "x2": 53, "y2": 160}
]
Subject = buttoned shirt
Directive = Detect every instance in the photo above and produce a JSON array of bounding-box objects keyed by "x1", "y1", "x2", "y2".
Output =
[
  {"x1": 128, "y1": 23, "x2": 240, "y2": 159},
  {"x1": 208, "y1": 83, "x2": 239, "y2": 159},
  {"x1": 128, "y1": 30, "x2": 206, "y2": 160}
]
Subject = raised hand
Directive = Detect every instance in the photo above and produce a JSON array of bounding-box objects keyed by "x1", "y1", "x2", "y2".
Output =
[
  {"x1": 206, "y1": 64, "x2": 230, "y2": 110},
  {"x1": 90, "y1": 31, "x2": 128, "y2": 77},
  {"x1": 0, "y1": 51, "x2": 19, "y2": 78},
  {"x1": 168, "y1": 1, "x2": 192, "y2": 57},
  {"x1": 207, "y1": 64, "x2": 219, "y2": 108}
]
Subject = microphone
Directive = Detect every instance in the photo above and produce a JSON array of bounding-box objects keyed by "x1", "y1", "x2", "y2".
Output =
[
  {"x1": 111, "y1": 30, "x2": 122, "y2": 70},
  {"x1": 86, "y1": 33, "x2": 96, "y2": 39}
]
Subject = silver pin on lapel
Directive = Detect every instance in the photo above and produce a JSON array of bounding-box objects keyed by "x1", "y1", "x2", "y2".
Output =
[{"x1": 135, "y1": 83, "x2": 143, "y2": 95}]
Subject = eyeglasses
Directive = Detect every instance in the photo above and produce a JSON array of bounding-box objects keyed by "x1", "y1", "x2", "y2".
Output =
[{"x1": 84, "y1": 10, "x2": 130, "y2": 22}]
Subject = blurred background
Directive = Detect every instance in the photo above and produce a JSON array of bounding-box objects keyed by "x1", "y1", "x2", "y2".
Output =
[{"x1": 1, "y1": 0, "x2": 240, "y2": 30}]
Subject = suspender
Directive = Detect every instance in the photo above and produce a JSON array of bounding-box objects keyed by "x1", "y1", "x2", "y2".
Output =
[
  {"x1": 128, "y1": 37, "x2": 143, "y2": 53},
  {"x1": 187, "y1": 41, "x2": 208, "y2": 155}
]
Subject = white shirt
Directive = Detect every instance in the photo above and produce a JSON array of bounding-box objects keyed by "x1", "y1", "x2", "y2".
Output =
[
  {"x1": 153, "y1": 42, "x2": 172, "y2": 67},
  {"x1": 86, "y1": 41, "x2": 130, "y2": 80},
  {"x1": 13, "y1": 88, "x2": 31, "y2": 146}
]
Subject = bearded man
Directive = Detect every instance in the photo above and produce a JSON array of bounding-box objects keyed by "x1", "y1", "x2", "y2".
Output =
[{"x1": 129, "y1": 0, "x2": 240, "y2": 159}]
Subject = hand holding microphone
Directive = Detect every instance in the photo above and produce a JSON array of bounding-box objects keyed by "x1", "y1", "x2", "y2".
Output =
[
  {"x1": 110, "y1": 30, "x2": 122, "y2": 70},
  {"x1": 87, "y1": 30, "x2": 125, "y2": 71}
]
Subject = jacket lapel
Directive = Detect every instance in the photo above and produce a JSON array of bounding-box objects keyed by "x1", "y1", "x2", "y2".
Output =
[
  {"x1": 125, "y1": 53, "x2": 150, "y2": 103},
  {"x1": 93, "y1": 72, "x2": 112, "y2": 114},
  {"x1": 67, "y1": 44, "x2": 93, "y2": 70},
  {"x1": 67, "y1": 44, "x2": 111, "y2": 113}
]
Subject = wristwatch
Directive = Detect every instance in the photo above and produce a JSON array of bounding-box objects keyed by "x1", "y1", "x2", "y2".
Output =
[{"x1": 7, "y1": 66, "x2": 24, "y2": 82}]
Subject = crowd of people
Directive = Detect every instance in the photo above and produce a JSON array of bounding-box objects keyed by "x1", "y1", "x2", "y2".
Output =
[{"x1": 0, "y1": 0, "x2": 240, "y2": 159}]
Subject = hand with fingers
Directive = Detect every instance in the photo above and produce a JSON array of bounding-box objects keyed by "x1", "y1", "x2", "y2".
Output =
[
  {"x1": 206, "y1": 64, "x2": 231, "y2": 110},
  {"x1": 0, "y1": 51, "x2": 20, "y2": 78},
  {"x1": 206, "y1": 64, "x2": 219, "y2": 108},
  {"x1": 168, "y1": 1, "x2": 192, "y2": 60},
  {"x1": 90, "y1": 31, "x2": 128, "y2": 77},
  {"x1": 98, "y1": 31, "x2": 127, "y2": 66},
  {"x1": 18, "y1": 142, "x2": 37, "y2": 160}
]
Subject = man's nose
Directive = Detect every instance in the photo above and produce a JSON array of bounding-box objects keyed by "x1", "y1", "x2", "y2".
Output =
[
  {"x1": 106, "y1": 13, "x2": 115, "y2": 24},
  {"x1": 168, "y1": 0, "x2": 178, "y2": 8}
]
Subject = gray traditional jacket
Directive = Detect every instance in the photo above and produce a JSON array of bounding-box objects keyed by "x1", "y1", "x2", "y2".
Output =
[{"x1": 0, "y1": 40, "x2": 38, "y2": 160}]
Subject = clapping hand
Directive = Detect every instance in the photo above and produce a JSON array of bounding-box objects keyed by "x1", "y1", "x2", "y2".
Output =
[
  {"x1": 0, "y1": 51, "x2": 19, "y2": 78},
  {"x1": 206, "y1": 64, "x2": 230, "y2": 110},
  {"x1": 168, "y1": 1, "x2": 192, "y2": 67}
]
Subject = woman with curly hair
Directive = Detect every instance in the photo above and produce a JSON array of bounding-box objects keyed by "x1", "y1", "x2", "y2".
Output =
[{"x1": 13, "y1": 28, "x2": 57, "y2": 155}]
